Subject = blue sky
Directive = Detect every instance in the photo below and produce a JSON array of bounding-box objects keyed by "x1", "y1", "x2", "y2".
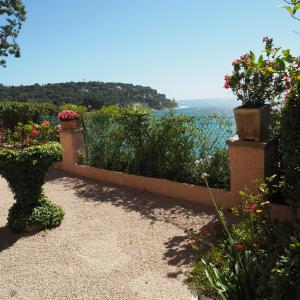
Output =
[{"x1": 1, "y1": 0, "x2": 300, "y2": 99}]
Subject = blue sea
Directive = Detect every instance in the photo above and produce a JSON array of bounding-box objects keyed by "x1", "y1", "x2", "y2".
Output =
[
  {"x1": 155, "y1": 98, "x2": 239, "y2": 118},
  {"x1": 175, "y1": 98, "x2": 238, "y2": 117}
]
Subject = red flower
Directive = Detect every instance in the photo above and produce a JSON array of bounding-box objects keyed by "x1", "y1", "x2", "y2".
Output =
[
  {"x1": 235, "y1": 242, "x2": 243, "y2": 251},
  {"x1": 245, "y1": 203, "x2": 257, "y2": 212},
  {"x1": 31, "y1": 129, "x2": 40, "y2": 136},
  {"x1": 58, "y1": 110, "x2": 79, "y2": 121},
  {"x1": 56, "y1": 124, "x2": 62, "y2": 132},
  {"x1": 43, "y1": 120, "x2": 50, "y2": 126}
]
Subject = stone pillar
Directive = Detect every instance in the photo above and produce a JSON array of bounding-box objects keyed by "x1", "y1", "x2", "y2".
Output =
[
  {"x1": 59, "y1": 128, "x2": 84, "y2": 169},
  {"x1": 227, "y1": 135, "x2": 277, "y2": 196}
]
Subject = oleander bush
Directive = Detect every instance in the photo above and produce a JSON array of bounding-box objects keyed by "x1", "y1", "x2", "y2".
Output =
[
  {"x1": 0, "y1": 142, "x2": 64, "y2": 231},
  {"x1": 3, "y1": 119, "x2": 59, "y2": 146},
  {"x1": 0, "y1": 101, "x2": 58, "y2": 129},
  {"x1": 81, "y1": 105, "x2": 233, "y2": 189}
]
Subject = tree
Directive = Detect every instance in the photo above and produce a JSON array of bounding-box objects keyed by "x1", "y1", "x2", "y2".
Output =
[
  {"x1": 281, "y1": 0, "x2": 300, "y2": 20},
  {"x1": 0, "y1": 0, "x2": 26, "y2": 67}
]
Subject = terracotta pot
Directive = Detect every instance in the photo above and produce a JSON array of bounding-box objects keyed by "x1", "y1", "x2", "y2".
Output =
[
  {"x1": 233, "y1": 105, "x2": 271, "y2": 142},
  {"x1": 61, "y1": 120, "x2": 81, "y2": 130}
]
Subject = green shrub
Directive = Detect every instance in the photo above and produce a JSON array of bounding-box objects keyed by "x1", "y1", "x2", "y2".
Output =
[
  {"x1": 0, "y1": 101, "x2": 58, "y2": 129},
  {"x1": 82, "y1": 105, "x2": 233, "y2": 188},
  {"x1": 0, "y1": 142, "x2": 64, "y2": 231},
  {"x1": 195, "y1": 148, "x2": 230, "y2": 190},
  {"x1": 280, "y1": 90, "x2": 300, "y2": 210}
]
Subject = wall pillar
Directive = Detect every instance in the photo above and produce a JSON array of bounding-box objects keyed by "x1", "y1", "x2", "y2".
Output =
[
  {"x1": 227, "y1": 135, "x2": 277, "y2": 196},
  {"x1": 59, "y1": 128, "x2": 84, "y2": 170}
]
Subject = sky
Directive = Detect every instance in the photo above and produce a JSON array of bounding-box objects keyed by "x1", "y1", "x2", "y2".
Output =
[{"x1": 1, "y1": 0, "x2": 300, "y2": 100}]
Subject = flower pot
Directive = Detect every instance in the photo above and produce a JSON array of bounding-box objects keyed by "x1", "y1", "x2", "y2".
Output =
[
  {"x1": 233, "y1": 106, "x2": 271, "y2": 142},
  {"x1": 61, "y1": 120, "x2": 81, "y2": 130}
]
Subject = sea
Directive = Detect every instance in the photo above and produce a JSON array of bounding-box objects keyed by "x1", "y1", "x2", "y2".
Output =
[
  {"x1": 172, "y1": 98, "x2": 238, "y2": 117},
  {"x1": 154, "y1": 98, "x2": 239, "y2": 151}
]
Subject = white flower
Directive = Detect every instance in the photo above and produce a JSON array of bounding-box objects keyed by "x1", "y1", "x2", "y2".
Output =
[{"x1": 201, "y1": 173, "x2": 209, "y2": 180}]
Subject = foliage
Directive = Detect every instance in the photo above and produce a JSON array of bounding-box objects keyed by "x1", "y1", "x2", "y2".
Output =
[
  {"x1": 224, "y1": 37, "x2": 286, "y2": 107},
  {"x1": 58, "y1": 109, "x2": 80, "y2": 121},
  {"x1": 0, "y1": 0, "x2": 26, "y2": 67},
  {"x1": 0, "y1": 81, "x2": 177, "y2": 110},
  {"x1": 2, "y1": 120, "x2": 58, "y2": 146},
  {"x1": 81, "y1": 105, "x2": 233, "y2": 189},
  {"x1": 281, "y1": 0, "x2": 300, "y2": 20},
  {"x1": 0, "y1": 142, "x2": 64, "y2": 231},
  {"x1": 276, "y1": 48, "x2": 300, "y2": 210},
  {"x1": 0, "y1": 101, "x2": 58, "y2": 129},
  {"x1": 196, "y1": 149, "x2": 230, "y2": 190},
  {"x1": 190, "y1": 176, "x2": 300, "y2": 300}
]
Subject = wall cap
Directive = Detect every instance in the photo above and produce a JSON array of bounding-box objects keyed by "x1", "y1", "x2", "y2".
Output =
[{"x1": 226, "y1": 135, "x2": 276, "y2": 149}]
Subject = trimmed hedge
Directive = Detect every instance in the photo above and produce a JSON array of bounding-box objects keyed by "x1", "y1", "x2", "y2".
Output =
[
  {"x1": 0, "y1": 142, "x2": 64, "y2": 231},
  {"x1": 0, "y1": 101, "x2": 58, "y2": 129}
]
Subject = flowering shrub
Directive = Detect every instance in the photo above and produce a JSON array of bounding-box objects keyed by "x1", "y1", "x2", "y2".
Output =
[
  {"x1": 2, "y1": 120, "x2": 58, "y2": 147},
  {"x1": 58, "y1": 109, "x2": 80, "y2": 121},
  {"x1": 0, "y1": 120, "x2": 64, "y2": 232},
  {"x1": 0, "y1": 101, "x2": 58, "y2": 130},
  {"x1": 224, "y1": 37, "x2": 286, "y2": 107},
  {"x1": 190, "y1": 176, "x2": 300, "y2": 299}
]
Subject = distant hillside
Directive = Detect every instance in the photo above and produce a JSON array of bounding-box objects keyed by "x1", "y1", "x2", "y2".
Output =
[{"x1": 0, "y1": 82, "x2": 177, "y2": 110}]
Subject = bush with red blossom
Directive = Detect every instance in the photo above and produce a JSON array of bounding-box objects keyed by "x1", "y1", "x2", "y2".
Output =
[
  {"x1": 1, "y1": 120, "x2": 58, "y2": 148},
  {"x1": 224, "y1": 37, "x2": 287, "y2": 108},
  {"x1": 190, "y1": 175, "x2": 300, "y2": 299}
]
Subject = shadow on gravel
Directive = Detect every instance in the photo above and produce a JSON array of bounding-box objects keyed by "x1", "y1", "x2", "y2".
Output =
[
  {"x1": 162, "y1": 218, "x2": 220, "y2": 279},
  {"x1": 46, "y1": 170, "x2": 217, "y2": 229},
  {"x1": 0, "y1": 226, "x2": 36, "y2": 253},
  {"x1": 46, "y1": 170, "x2": 219, "y2": 279}
]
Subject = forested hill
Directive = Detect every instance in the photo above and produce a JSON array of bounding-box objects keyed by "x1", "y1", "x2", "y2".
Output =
[{"x1": 0, "y1": 82, "x2": 177, "y2": 109}]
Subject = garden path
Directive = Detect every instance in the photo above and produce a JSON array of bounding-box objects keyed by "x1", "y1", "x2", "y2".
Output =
[{"x1": 0, "y1": 170, "x2": 216, "y2": 300}]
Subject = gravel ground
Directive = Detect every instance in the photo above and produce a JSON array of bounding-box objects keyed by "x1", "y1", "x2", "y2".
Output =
[{"x1": 0, "y1": 170, "x2": 216, "y2": 300}]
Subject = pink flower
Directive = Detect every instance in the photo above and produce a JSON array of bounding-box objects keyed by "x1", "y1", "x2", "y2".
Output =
[
  {"x1": 263, "y1": 36, "x2": 269, "y2": 43},
  {"x1": 232, "y1": 59, "x2": 239, "y2": 66},
  {"x1": 24, "y1": 138, "x2": 31, "y2": 146},
  {"x1": 56, "y1": 124, "x2": 62, "y2": 132},
  {"x1": 43, "y1": 120, "x2": 50, "y2": 126},
  {"x1": 58, "y1": 110, "x2": 79, "y2": 121},
  {"x1": 224, "y1": 75, "x2": 231, "y2": 89},
  {"x1": 31, "y1": 129, "x2": 40, "y2": 136}
]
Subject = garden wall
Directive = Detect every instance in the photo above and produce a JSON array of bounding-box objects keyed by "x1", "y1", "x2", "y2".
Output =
[{"x1": 56, "y1": 127, "x2": 299, "y2": 222}]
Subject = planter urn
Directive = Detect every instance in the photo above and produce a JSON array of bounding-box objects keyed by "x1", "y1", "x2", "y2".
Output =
[
  {"x1": 61, "y1": 119, "x2": 81, "y2": 130},
  {"x1": 233, "y1": 105, "x2": 271, "y2": 142}
]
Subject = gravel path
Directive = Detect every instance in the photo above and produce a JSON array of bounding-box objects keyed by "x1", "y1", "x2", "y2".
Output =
[{"x1": 0, "y1": 170, "x2": 216, "y2": 300}]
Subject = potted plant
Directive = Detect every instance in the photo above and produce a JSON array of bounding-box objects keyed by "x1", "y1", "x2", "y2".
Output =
[
  {"x1": 58, "y1": 109, "x2": 81, "y2": 129},
  {"x1": 0, "y1": 121, "x2": 64, "y2": 232},
  {"x1": 224, "y1": 37, "x2": 286, "y2": 141}
]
